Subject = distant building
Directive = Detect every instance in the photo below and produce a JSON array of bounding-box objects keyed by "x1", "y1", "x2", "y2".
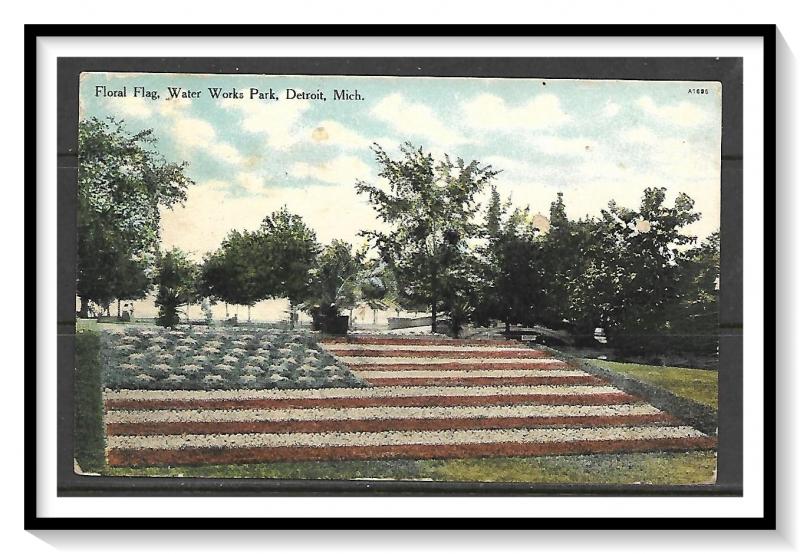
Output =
[
  {"x1": 635, "y1": 218, "x2": 652, "y2": 233},
  {"x1": 530, "y1": 213, "x2": 550, "y2": 234}
]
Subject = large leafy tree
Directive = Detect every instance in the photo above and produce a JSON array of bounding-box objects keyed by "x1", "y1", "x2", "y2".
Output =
[
  {"x1": 111, "y1": 250, "x2": 151, "y2": 317},
  {"x1": 569, "y1": 187, "x2": 702, "y2": 353},
  {"x1": 356, "y1": 143, "x2": 498, "y2": 333},
  {"x1": 77, "y1": 117, "x2": 193, "y2": 317},
  {"x1": 76, "y1": 201, "x2": 137, "y2": 315},
  {"x1": 664, "y1": 231, "x2": 720, "y2": 356},
  {"x1": 437, "y1": 251, "x2": 483, "y2": 337},
  {"x1": 154, "y1": 248, "x2": 200, "y2": 328},
  {"x1": 199, "y1": 230, "x2": 264, "y2": 321},
  {"x1": 473, "y1": 187, "x2": 544, "y2": 333},
  {"x1": 198, "y1": 208, "x2": 319, "y2": 326},
  {"x1": 77, "y1": 188, "x2": 153, "y2": 317},
  {"x1": 257, "y1": 207, "x2": 321, "y2": 328},
  {"x1": 536, "y1": 192, "x2": 594, "y2": 329}
]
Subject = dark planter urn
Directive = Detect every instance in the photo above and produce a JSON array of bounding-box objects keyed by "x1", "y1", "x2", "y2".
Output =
[{"x1": 311, "y1": 307, "x2": 349, "y2": 335}]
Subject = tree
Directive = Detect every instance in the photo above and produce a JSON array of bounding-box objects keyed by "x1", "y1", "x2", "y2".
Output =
[
  {"x1": 198, "y1": 208, "x2": 319, "y2": 326},
  {"x1": 154, "y1": 248, "x2": 200, "y2": 328},
  {"x1": 199, "y1": 230, "x2": 263, "y2": 321},
  {"x1": 536, "y1": 192, "x2": 593, "y2": 329},
  {"x1": 112, "y1": 252, "x2": 151, "y2": 318},
  {"x1": 568, "y1": 187, "x2": 702, "y2": 354},
  {"x1": 257, "y1": 207, "x2": 321, "y2": 328},
  {"x1": 437, "y1": 251, "x2": 483, "y2": 337},
  {"x1": 77, "y1": 117, "x2": 193, "y2": 317},
  {"x1": 484, "y1": 184, "x2": 504, "y2": 239},
  {"x1": 360, "y1": 260, "x2": 390, "y2": 325},
  {"x1": 304, "y1": 240, "x2": 365, "y2": 325},
  {"x1": 665, "y1": 231, "x2": 720, "y2": 357},
  {"x1": 481, "y1": 233, "x2": 545, "y2": 333},
  {"x1": 76, "y1": 197, "x2": 151, "y2": 316},
  {"x1": 356, "y1": 143, "x2": 498, "y2": 333},
  {"x1": 371, "y1": 263, "x2": 423, "y2": 318},
  {"x1": 76, "y1": 202, "x2": 126, "y2": 315},
  {"x1": 474, "y1": 187, "x2": 545, "y2": 333},
  {"x1": 562, "y1": 217, "x2": 613, "y2": 342}
]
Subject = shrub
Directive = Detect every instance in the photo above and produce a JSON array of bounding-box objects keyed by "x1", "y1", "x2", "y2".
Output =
[{"x1": 74, "y1": 330, "x2": 105, "y2": 472}]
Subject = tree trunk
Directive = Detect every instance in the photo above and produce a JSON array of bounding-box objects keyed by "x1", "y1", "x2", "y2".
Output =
[
  {"x1": 117, "y1": 299, "x2": 121, "y2": 319},
  {"x1": 505, "y1": 319, "x2": 511, "y2": 333},
  {"x1": 225, "y1": 302, "x2": 229, "y2": 318},
  {"x1": 247, "y1": 305, "x2": 251, "y2": 322},
  {"x1": 79, "y1": 297, "x2": 89, "y2": 319},
  {"x1": 289, "y1": 301, "x2": 295, "y2": 329},
  {"x1": 430, "y1": 268, "x2": 438, "y2": 333},
  {"x1": 373, "y1": 309, "x2": 377, "y2": 325}
]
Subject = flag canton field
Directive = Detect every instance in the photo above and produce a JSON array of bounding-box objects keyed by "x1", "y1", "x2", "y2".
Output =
[{"x1": 102, "y1": 331, "x2": 716, "y2": 467}]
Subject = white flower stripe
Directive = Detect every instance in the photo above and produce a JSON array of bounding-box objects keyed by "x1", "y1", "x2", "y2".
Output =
[
  {"x1": 107, "y1": 425, "x2": 707, "y2": 450},
  {"x1": 104, "y1": 384, "x2": 623, "y2": 401},
  {"x1": 335, "y1": 357, "x2": 565, "y2": 365},
  {"x1": 105, "y1": 403, "x2": 663, "y2": 424},
  {"x1": 354, "y1": 369, "x2": 589, "y2": 379},
  {"x1": 322, "y1": 344, "x2": 540, "y2": 353}
]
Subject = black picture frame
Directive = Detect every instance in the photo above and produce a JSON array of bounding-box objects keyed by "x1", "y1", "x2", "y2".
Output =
[{"x1": 26, "y1": 24, "x2": 777, "y2": 530}]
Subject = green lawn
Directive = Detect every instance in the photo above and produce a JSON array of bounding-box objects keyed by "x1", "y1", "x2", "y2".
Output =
[
  {"x1": 582, "y1": 359, "x2": 718, "y2": 410},
  {"x1": 75, "y1": 318, "x2": 98, "y2": 332},
  {"x1": 101, "y1": 451, "x2": 716, "y2": 484}
]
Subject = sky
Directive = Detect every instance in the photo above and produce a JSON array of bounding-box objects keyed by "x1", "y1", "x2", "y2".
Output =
[{"x1": 79, "y1": 72, "x2": 722, "y2": 320}]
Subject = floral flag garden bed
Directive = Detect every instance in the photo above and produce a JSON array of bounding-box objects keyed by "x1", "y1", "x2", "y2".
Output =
[{"x1": 102, "y1": 331, "x2": 716, "y2": 467}]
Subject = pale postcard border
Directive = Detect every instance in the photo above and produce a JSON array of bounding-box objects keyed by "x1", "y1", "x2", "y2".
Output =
[{"x1": 36, "y1": 34, "x2": 765, "y2": 519}]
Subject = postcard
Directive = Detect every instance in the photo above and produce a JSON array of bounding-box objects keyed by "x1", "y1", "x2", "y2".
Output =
[{"x1": 74, "y1": 72, "x2": 721, "y2": 485}]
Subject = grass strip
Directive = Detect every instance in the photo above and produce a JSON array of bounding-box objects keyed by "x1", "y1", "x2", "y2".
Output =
[
  {"x1": 100, "y1": 451, "x2": 716, "y2": 484},
  {"x1": 583, "y1": 359, "x2": 718, "y2": 410}
]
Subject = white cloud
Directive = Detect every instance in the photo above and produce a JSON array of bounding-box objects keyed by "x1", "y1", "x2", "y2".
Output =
[
  {"x1": 482, "y1": 155, "x2": 530, "y2": 174},
  {"x1": 636, "y1": 96, "x2": 710, "y2": 127},
  {"x1": 170, "y1": 115, "x2": 245, "y2": 166},
  {"x1": 204, "y1": 179, "x2": 231, "y2": 192},
  {"x1": 619, "y1": 126, "x2": 659, "y2": 144},
  {"x1": 235, "y1": 172, "x2": 269, "y2": 195},
  {"x1": 107, "y1": 94, "x2": 194, "y2": 121},
  {"x1": 105, "y1": 94, "x2": 244, "y2": 168},
  {"x1": 289, "y1": 155, "x2": 372, "y2": 185},
  {"x1": 105, "y1": 97, "x2": 154, "y2": 119},
  {"x1": 617, "y1": 126, "x2": 718, "y2": 182},
  {"x1": 371, "y1": 93, "x2": 466, "y2": 146},
  {"x1": 602, "y1": 101, "x2": 621, "y2": 118},
  {"x1": 157, "y1": 97, "x2": 193, "y2": 117},
  {"x1": 221, "y1": 97, "x2": 311, "y2": 149},
  {"x1": 208, "y1": 142, "x2": 244, "y2": 165},
  {"x1": 654, "y1": 139, "x2": 718, "y2": 181},
  {"x1": 530, "y1": 136, "x2": 599, "y2": 156},
  {"x1": 462, "y1": 93, "x2": 570, "y2": 130},
  {"x1": 172, "y1": 117, "x2": 215, "y2": 148}
]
